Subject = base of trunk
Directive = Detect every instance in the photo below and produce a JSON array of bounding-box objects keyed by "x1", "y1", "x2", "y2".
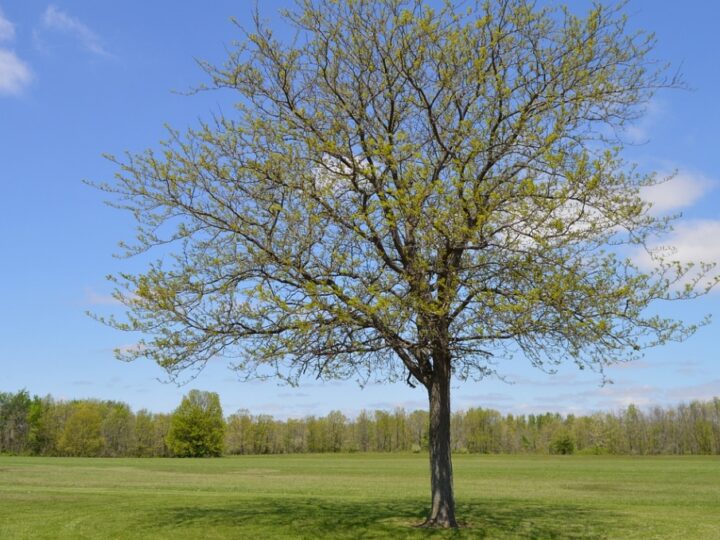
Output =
[{"x1": 417, "y1": 516, "x2": 459, "y2": 529}]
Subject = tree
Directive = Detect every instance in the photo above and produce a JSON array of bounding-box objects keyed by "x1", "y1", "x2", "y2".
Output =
[
  {"x1": 325, "y1": 410, "x2": 347, "y2": 452},
  {"x1": 354, "y1": 410, "x2": 374, "y2": 452},
  {"x1": 98, "y1": 0, "x2": 717, "y2": 527},
  {"x1": 0, "y1": 390, "x2": 32, "y2": 454},
  {"x1": 225, "y1": 409, "x2": 254, "y2": 455},
  {"x1": 58, "y1": 402, "x2": 105, "y2": 457},
  {"x1": 166, "y1": 390, "x2": 225, "y2": 457},
  {"x1": 26, "y1": 395, "x2": 50, "y2": 455},
  {"x1": 152, "y1": 413, "x2": 173, "y2": 457},
  {"x1": 134, "y1": 409, "x2": 157, "y2": 456},
  {"x1": 101, "y1": 402, "x2": 136, "y2": 457}
]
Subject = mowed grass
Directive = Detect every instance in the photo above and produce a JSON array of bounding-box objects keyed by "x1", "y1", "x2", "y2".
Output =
[{"x1": 0, "y1": 454, "x2": 718, "y2": 539}]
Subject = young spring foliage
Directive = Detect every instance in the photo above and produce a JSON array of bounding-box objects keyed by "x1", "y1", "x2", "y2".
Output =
[{"x1": 100, "y1": 0, "x2": 713, "y2": 385}]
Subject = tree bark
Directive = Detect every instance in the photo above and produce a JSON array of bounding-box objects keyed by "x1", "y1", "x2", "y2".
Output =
[{"x1": 422, "y1": 355, "x2": 458, "y2": 528}]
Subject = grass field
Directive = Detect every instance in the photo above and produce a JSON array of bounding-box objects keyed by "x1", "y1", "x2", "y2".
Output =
[{"x1": 0, "y1": 454, "x2": 718, "y2": 539}]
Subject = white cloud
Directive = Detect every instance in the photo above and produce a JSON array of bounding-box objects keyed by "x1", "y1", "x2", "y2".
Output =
[
  {"x1": 115, "y1": 343, "x2": 146, "y2": 355},
  {"x1": 85, "y1": 288, "x2": 122, "y2": 306},
  {"x1": 367, "y1": 399, "x2": 427, "y2": 411},
  {"x1": 622, "y1": 99, "x2": 664, "y2": 144},
  {"x1": 0, "y1": 7, "x2": 31, "y2": 96},
  {"x1": 457, "y1": 392, "x2": 514, "y2": 402},
  {"x1": 504, "y1": 373, "x2": 594, "y2": 387},
  {"x1": 665, "y1": 380, "x2": 720, "y2": 402},
  {"x1": 609, "y1": 359, "x2": 702, "y2": 373},
  {"x1": 587, "y1": 381, "x2": 720, "y2": 412},
  {"x1": 595, "y1": 384, "x2": 658, "y2": 407},
  {"x1": 630, "y1": 217, "x2": 720, "y2": 295},
  {"x1": 0, "y1": 7, "x2": 15, "y2": 42},
  {"x1": 0, "y1": 48, "x2": 32, "y2": 95},
  {"x1": 523, "y1": 384, "x2": 661, "y2": 413},
  {"x1": 641, "y1": 171, "x2": 716, "y2": 213},
  {"x1": 662, "y1": 220, "x2": 720, "y2": 264},
  {"x1": 42, "y1": 5, "x2": 109, "y2": 57},
  {"x1": 637, "y1": 219, "x2": 720, "y2": 268},
  {"x1": 85, "y1": 287, "x2": 138, "y2": 306},
  {"x1": 610, "y1": 360, "x2": 652, "y2": 370}
]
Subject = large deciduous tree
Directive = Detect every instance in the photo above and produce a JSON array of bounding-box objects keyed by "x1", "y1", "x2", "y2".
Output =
[{"x1": 98, "y1": 0, "x2": 716, "y2": 527}]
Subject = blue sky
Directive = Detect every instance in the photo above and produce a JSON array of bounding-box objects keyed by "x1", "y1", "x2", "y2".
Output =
[{"x1": 1, "y1": 1, "x2": 718, "y2": 419}]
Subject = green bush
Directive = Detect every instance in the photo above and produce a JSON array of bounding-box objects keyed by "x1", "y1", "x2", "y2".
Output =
[
  {"x1": 550, "y1": 433, "x2": 575, "y2": 455},
  {"x1": 166, "y1": 390, "x2": 225, "y2": 457}
]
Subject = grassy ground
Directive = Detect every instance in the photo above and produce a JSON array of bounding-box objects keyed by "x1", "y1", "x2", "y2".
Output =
[{"x1": 0, "y1": 454, "x2": 718, "y2": 539}]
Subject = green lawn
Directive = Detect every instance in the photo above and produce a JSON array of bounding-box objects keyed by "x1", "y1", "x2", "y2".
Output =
[{"x1": 0, "y1": 454, "x2": 718, "y2": 539}]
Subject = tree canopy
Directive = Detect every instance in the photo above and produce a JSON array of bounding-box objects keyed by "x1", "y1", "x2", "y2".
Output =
[{"x1": 98, "y1": 0, "x2": 717, "y2": 527}]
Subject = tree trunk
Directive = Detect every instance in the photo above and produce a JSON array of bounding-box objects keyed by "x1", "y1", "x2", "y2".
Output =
[{"x1": 422, "y1": 358, "x2": 458, "y2": 528}]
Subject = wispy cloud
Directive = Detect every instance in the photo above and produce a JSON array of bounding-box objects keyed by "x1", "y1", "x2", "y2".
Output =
[
  {"x1": 589, "y1": 381, "x2": 720, "y2": 412},
  {"x1": 367, "y1": 399, "x2": 427, "y2": 411},
  {"x1": 253, "y1": 401, "x2": 326, "y2": 419},
  {"x1": 673, "y1": 363, "x2": 706, "y2": 377},
  {"x1": 622, "y1": 160, "x2": 720, "y2": 293},
  {"x1": 41, "y1": 5, "x2": 109, "y2": 57},
  {"x1": 534, "y1": 392, "x2": 594, "y2": 406},
  {"x1": 115, "y1": 343, "x2": 146, "y2": 355},
  {"x1": 641, "y1": 170, "x2": 716, "y2": 214},
  {"x1": 502, "y1": 373, "x2": 596, "y2": 388},
  {"x1": 665, "y1": 380, "x2": 720, "y2": 402},
  {"x1": 594, "y1": 384, "x2": 659, "y2": 408},
  {"x1": 632, "y1": 166, "x2": 720, "y2": 291},
  {"x1": 457, "y1": 392, "x2": 514, "y2": 403},
  {"x1": 84, "y1": 287, "x2": 122, "y2": 306},
  {"x1": 609, "y1": 358, "x2": 701, "y2": 373},
  {"x1": 0, "y1": 49, "x2": 31, "y2": 94},
  {"x1": 635, "y1": 219, "x2": 720, "y2": 285},
  {"x1": 622, "y1": 99, "x2": 664, "y2": 144},
  {"x1": 523, "y1": 380, "x2": 720, "y2": 415},
  {"x1": 0, "y1": 7, "x2": 15, "y2": 42},
  {"x1": 0, "y1": 7, "x2": 32, "y2": 95},
  {"x1": 609, "y1": 360, "x2": 652, "y2": 371},
  {"x1": 498, "y1": 385, "x2": 657, "y2": 415},
  {"x1": 278, "y1": 392, "x2": 310, "y2": 399}
]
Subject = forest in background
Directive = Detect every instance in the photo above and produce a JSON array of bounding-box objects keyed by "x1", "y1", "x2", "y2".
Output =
[{"x1": 1, "y1": 389, "x2": 719, "y2": 457}]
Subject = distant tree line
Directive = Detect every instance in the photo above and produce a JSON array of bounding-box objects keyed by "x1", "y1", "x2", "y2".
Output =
[
  {"x1": 2, "y1": 389, "x2": 720, "y2": 457},
  {"x1": 0, "y1": 389, "x2": 224, "y2": 458}
]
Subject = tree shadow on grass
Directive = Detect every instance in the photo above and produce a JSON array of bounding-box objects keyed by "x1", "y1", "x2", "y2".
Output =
[{"x1": 146, "y1": 498, "x2": 623, "y2": 539}]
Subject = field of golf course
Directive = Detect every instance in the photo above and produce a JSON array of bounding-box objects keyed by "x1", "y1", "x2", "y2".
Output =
[{"x1": 1, "y1": 453, "x2": 718, "y2": 539}]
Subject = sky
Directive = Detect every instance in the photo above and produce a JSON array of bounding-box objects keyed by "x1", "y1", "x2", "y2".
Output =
[{"x1": 0, "y1": 1, "x2": 718, "y2": 419}]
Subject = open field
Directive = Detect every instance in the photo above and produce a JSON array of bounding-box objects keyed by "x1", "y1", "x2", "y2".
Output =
[{"x1": 1, "y1": 454, "x2": 718, "y2": 539}]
